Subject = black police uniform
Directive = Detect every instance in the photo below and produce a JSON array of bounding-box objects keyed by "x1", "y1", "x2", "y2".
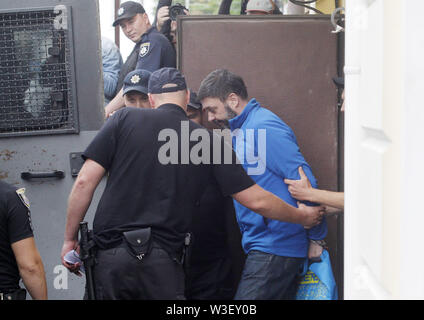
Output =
[
  {"x1": 115, "y1": 27, "x2": 176, "y2": 96},
  {"x1": 82, "y1": 106, "x2": 254, "y2": 300},
  {"x1": 185, "y1": 178, "x2": 244, "y2": 300},
  {"x1": 0, "y1": 181, "x2": 33, "y2": 300}
]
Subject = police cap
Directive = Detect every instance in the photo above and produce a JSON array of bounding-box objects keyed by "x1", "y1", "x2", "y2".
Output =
[
  {"x1": 187, "y1": 91, "x2": 202, "y2": 110},
  {"x1": 113, "y1": 1, "x2": 146, "y2": 27},
  {"x1": 123, "y1": 69, "x2": 151, "y2": 96},
  {"x1": 148, "y1": 68, "x2": 187, "y2": 94}
]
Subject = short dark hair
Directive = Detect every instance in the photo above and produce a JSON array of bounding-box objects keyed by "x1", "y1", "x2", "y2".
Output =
[{"x1": 197, "y1": 69, "x2": 248, "y2": 102}]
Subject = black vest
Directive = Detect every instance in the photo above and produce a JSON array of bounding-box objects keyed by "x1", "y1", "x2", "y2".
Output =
[{"x1": 115, "y1": 42, "x2": 141, "y2": 96}]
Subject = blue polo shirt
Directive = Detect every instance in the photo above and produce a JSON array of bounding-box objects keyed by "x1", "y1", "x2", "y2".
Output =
[
  {"x1": 229, "y1": 98, "x2": 327, "y2": 258},
  {"x1": 135, "y1": 27, "x2": 176, "y2": 72}
]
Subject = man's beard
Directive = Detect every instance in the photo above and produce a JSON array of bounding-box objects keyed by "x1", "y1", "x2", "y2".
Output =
[{"x1": 214, "y1": 103, "x2": 237, "y2": 129}]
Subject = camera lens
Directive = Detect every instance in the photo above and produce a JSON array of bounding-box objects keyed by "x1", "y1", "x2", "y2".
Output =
[{"x1": 169, "y1": 4, "x2": 187, "y2": 21}]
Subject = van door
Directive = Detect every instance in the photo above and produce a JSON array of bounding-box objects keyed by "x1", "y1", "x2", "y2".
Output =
[
  {"x1": 178, "y1": 15, "x2": 342, "y2": 297},
  {"x1": 0, "y1": 0, "x2": 104, "y2": 299}
]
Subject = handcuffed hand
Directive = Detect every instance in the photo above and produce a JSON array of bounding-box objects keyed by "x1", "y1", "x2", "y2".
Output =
[{"x1": 308, "y1": 240, "x2": 324, "y2": 260}]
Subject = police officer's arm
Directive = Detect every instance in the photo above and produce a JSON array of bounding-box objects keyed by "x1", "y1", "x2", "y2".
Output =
[
  {"x1": 11, "y1": 238, "x2": 47, "y2": 300},
  {"x1": 61, "y1": 159, "x2": 105, "y2": 267},
  {"x1": 231, "y1": 184, "x2": 324, "y2": 228},
  {"x1": 105, "y1": 88, "x2": 125, "y2": 118},
  {"x1": 213, "y1": 135, "x2": 324, "y2": 228}
]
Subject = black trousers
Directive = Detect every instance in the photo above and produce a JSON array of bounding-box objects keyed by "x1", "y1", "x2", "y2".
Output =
[
  {"x1": 185, "y1": 256, "x2": 236, "y2": 300},
  {"x1": 92, "y1": 242, "x2": 185, "y2": 300}
]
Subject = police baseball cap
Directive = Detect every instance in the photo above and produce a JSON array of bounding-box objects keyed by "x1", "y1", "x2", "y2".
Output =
[
  {"x1": 333, "y1": 76, "x2": 344, "y2": 88},
  {"x1": 123, "y1": 69, "x2": 151, "y2": 96},
  {"x1": 148, "y1": 68, "x2": 187, "y2": 94},
  {"x1": 187, "y1": 91, "x2": 202, "y2": 110},
  {"x1": 246, "y1": 0, "x2": 274, "y2": 13},
  {"x1": 113, "y1": 1, "x2": 145, "y2": 27}
]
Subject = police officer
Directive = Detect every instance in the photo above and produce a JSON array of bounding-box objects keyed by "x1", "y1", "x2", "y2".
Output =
[
  {"x1": 123, "y1": 69, "x2": 152, "y2": 109},
  {"x1": 0, "y1": 181, "x2": 47, "y2": 300},
  {"x1": 105, "y1": 1, "x2": 176, "y2": 118},
  {"x1": 61, "y1": 68, "x2": 324, "y2": 300},
  {"x1": 184, "y1": 92, "x2": 243, "y2": 300}
]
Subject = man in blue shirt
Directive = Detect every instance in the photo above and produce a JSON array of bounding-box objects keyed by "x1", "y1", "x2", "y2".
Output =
[
  {"x1": 198, "y1": 69, "x2": 328, "y2": 300},
  {"x1": 105, "y1": 1, "x2": 176, "y2": 118},
  {"x1": 101, "y1": 37, "x2": 123, "y2": 106}
]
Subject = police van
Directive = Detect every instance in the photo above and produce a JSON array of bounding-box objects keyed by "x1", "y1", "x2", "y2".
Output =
[{"x1": 7, "y1": 0, "x2": 418, "y2": 300}]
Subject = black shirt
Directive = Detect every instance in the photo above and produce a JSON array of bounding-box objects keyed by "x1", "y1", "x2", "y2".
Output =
[
  {"x1": 0, "y1": 181, "x2": 33, "y2": 290},
  {"x1": 83, "y1": 105, "x2": 254, "y2": 254},
  {"x1": 190, "y1": 176, "x2": 235, "y2": 263}
]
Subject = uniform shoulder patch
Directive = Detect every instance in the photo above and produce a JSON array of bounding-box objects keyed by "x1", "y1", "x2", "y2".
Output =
[
  {"x1": 16, "y1": 188, "x2": 30, "y2": 209},
  {"x1": 139, "y1": 42, "x2": 150, "y2": 58},
  {"x1": 16, "y1": 188, "x2": 33, "y2": 231}
]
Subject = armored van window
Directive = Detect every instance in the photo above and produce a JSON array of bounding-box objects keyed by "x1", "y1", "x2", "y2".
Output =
[{"x1": 0, "y1": 7, "x2": 78, "y2": 137}]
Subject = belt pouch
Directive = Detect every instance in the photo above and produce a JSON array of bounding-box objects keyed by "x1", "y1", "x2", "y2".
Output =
[{"x1": 123, "y1": 227, "x2": 152, "y2": 261}]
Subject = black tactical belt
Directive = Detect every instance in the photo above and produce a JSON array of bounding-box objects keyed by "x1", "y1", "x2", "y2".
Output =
[{"x1": 0, "y1": 289, "x2": 26, "y2": 300}]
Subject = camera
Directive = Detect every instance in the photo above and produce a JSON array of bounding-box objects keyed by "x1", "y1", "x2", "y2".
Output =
[{"x1": 169, "y1": 3, "x2": 187, "y2": 21}]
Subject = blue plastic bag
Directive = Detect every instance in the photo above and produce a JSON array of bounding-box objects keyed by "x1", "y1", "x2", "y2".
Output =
[{"x1": 296, "y1": 249, "x2": 338, "y2": 300}]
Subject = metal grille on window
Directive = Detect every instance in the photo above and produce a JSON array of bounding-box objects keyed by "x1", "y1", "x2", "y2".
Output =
[{"x1": 0, "y1": 8, "x2": 78, "y2": 136}]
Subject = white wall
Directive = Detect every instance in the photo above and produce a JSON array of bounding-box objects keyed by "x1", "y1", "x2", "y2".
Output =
[
  {"x1": 99, "y1": 0, "x2": 116, "y2": 42},
  {"x1": 399, "y1": 0, "x2": 424, "y2": 299},
  {"x1": 345, "y1": 0, "x2": 424, "y2": 299}
]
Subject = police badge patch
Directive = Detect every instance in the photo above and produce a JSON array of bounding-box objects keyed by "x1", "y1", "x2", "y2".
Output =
[
  {"x1": 16, "y1": 188, "x2": 33, "y2": 231},
  {"x1": 16, "y1": 188, "x2": 30, "y2": 209},
  {"x1": 131, "y1": 74, "x2": 141, "y2": 84},
  {"x1": 139, "y1": 42, "x2": 150, "y2": 58}
]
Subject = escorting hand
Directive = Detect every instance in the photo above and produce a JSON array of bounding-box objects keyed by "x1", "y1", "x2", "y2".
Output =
[
  {"x1": 297, "y1": 202, "x2": 325, "y2": 229},
  {"x1": 284, "y1": 166, "x2": 313, "y2": 201}
]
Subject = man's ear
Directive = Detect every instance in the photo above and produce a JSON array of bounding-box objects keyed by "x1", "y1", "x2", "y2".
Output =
[
  {"x1": 227, "y1": 93, "x2": 239, "y2": 109},
  {"x1": 185, "y1": 89, "x2": 190, "y2": 107},
  {"x1": 143, "y1": 12, "x2": 150, "y2": 25},
  {"x1": 148, "y1": 93, "x2": 156, "y2": 109}
]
